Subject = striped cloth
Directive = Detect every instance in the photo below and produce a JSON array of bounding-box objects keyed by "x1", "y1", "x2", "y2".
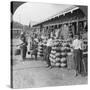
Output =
[{"x1": 38, "y1": 43, "x2": 44, "y2": 57}]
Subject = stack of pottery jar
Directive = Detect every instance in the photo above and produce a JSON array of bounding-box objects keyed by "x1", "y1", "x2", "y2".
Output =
[{"x1": 38, "y1": 42, "x2": 44, "y2": 57}]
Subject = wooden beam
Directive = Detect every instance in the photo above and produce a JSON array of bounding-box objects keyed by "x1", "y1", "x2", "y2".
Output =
[{"x1": 42, "y1": 18, "x2": 87, "y2": 27}]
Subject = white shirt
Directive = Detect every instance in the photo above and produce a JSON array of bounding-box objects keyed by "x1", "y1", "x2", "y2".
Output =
[
  {"x1": 27, "y1": 37, "x2": 31, "y2": 51},
  {"x1": 72, "y1": 39, "x2": 82, "y2": 49},
  {"x1": 46, "y1": 38, "x2": 53, "y2": 46}
]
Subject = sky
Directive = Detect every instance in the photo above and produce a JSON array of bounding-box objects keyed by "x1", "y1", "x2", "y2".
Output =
[{"x1": 13, "y1": 2, "x2": 72, "y2": 26}]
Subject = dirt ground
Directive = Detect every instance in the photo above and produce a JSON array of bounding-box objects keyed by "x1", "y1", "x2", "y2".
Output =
[{"x1": 12, "y1": 58, "x2": 87, "y2": 89}]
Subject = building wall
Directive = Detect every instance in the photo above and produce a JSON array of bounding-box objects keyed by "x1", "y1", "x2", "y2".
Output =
[{"x1": 33, "y1": 8, "x2": 87, "y2": 37}]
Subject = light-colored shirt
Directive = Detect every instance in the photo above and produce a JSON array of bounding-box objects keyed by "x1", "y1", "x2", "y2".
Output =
[
  {"x1": 72, "y1": 39, "x2": 83, "y2": 49},
  {"x1": 46, "y1": 38, "x2": 53, "y2": 47},
  {"x1": 27, "y1": 37, "x2": 31, "y2": 51}
]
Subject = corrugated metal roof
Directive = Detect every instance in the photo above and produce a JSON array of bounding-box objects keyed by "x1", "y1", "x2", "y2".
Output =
[
  {"x1": 33, "y1": 5, "x2": 87, "y2": 26},
  {"x1": 33, "y1": 5, "x2": 78, "y2": 26}
]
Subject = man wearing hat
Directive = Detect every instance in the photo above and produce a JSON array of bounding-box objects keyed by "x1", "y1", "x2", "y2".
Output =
[
  {"x1": 45, "y1": 35, "x2": 54, "y2": 68},
  {"x1": 20, "y1": 32, "x2": 28, "y2": 61},
  {"x1": 72, "y1": 35, "x2": 83, "y2": 76}
]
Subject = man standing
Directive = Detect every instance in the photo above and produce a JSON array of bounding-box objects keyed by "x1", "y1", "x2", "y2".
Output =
[
  {"x1": 46, "y1": 36, "x2": 54, "y2": 68},
  {"x1": 20, "y1": 32, "x2": 28, "y2": 61},
  {"x1": 72, "y1": 35, "x2": 83, "y2": 76}
]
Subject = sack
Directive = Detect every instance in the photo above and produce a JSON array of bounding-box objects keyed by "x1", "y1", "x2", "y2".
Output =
[{"x1": 15, "y1": 49, "x2": 21, "y2": 55}]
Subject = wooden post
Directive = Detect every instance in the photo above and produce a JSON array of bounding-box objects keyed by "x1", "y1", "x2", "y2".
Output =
[{"x1": 76, "y1": 18, "x2": 79, "y2": 35}]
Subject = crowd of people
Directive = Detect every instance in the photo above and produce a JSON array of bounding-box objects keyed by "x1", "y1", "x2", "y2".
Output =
[{"x1": 15, "y1": 30, "x2": 87, "y2": 77}]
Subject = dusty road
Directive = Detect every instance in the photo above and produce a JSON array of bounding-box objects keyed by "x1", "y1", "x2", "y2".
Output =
[{"x1": 12, "y1": 58, "x2": 87, "y2": 88}]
